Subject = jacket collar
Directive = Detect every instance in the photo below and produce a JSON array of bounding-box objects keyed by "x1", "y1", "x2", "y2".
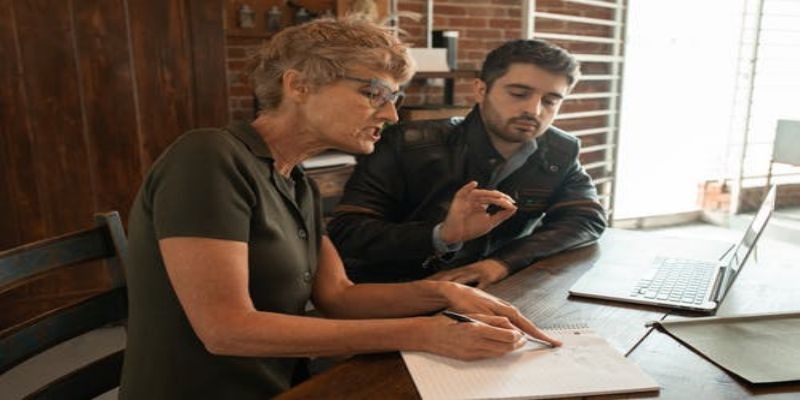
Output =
[{"x1": 463, "y1": 106, "x2": 504, "y2": 175}]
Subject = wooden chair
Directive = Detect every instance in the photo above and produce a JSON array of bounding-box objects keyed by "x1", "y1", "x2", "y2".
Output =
[{"x1": 0, "y1": 212, "x2": 128, "y2": 399}]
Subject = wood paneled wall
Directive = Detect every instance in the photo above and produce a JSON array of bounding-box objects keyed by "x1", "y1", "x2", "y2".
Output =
[{"x1": 0, "y1": 0, "x2": 229, "y2": 327}]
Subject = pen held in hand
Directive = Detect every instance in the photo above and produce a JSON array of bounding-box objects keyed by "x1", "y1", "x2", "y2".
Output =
[{"x1": 441, "y1": 310, "x2": 555, "y2": 348}]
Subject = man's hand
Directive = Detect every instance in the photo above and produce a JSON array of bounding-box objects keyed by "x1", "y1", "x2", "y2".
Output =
[
  {"x1": 439, "y1": 181, "x2": 516, "y2": 244},
  {"x1": 427, "y1": 259, "x2": 510, "y2": 289}
]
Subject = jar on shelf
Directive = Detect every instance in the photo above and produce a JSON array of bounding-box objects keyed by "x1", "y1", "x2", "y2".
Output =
[
  {"x1": 294, "y1": 7, "x2": 311, "y2": 25},
  {"x1": 237, "y1": 4, "x2": 255, "y2": 29},
  {"x1": 266, "y1": 6, "x2": 282, "y2": 33}
]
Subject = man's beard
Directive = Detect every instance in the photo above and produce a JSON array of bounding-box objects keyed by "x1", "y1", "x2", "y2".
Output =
[{"x1": 481, "y1": 99, "x2": 542, "y2": 143}]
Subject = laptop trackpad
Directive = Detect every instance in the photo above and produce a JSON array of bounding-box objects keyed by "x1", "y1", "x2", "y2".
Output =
[{"x1": 570, "y1": 262, "x2": 648, "y2": 297}]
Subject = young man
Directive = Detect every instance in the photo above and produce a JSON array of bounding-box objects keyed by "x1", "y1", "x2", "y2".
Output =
[{"x1": 328, "y1": 39, "x2": 607, "y2": 287}]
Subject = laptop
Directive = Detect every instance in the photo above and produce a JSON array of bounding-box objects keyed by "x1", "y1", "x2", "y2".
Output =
[{"x1": 569, "y1": 185, "x2": 776, "y2": 313}]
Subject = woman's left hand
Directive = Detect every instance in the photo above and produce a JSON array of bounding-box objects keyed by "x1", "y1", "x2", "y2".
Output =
[{"x1": 440, "y1": 282, "x2": 562, "y2": 347}]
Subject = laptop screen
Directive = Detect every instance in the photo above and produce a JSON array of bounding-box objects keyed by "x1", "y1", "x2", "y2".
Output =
[{"x1": 717, "y1": 185, "x2": 776, "y2": 300}]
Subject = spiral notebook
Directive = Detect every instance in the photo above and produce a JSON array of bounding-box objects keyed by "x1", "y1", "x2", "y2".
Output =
[{"x1": 401, "y1": 327, "x2": 659, "y2": 400}]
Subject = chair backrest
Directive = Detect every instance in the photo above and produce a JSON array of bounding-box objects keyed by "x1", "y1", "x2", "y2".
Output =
[
  {"x1": 773, "y1": 119, "x2": 800, "y2": 166},
  {"x1": 0, "y1": 211, "x2": 128, "y2": 399}
]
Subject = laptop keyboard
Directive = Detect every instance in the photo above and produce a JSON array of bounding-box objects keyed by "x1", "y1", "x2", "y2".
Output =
[{"x1": 630, "y1": 258, "x2": 717, "y2": 305}]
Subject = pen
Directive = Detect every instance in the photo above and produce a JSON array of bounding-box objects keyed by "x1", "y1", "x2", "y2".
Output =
[
  {"x1": 441, "y1": 310, "x2": 555, "y2": 348},
  {"x1": 442, "y1": 309, "x2": 475, "y2": 322}
]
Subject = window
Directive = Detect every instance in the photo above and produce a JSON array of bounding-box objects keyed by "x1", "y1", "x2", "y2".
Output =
[{"x1": 523, "y1": 0, "x2": 626, "y2": 217}]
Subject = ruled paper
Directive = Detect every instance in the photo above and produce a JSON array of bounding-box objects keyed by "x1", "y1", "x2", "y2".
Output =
[{"x1": 401, "y1": 328, "x2": 659, "y2": 400}]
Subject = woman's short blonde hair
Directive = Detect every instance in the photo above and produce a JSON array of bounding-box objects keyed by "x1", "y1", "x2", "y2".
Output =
[{"x1": 251, "y1": 18, "x2": 415, "y2": 112}]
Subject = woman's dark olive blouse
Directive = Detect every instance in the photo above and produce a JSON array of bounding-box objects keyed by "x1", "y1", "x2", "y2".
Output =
[{"x1": 120, "y1": 122, "x2": 322, "y2": 399}]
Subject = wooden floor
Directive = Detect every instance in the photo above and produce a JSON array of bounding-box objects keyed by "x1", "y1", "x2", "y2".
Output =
[{"x1": 1, "y1": 219, "x2": 798, "y2": 399}]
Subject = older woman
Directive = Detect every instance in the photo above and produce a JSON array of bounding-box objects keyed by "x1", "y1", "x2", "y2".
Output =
[{"x1": 120, "y1": 18, "x2": 558, "y2": 399}]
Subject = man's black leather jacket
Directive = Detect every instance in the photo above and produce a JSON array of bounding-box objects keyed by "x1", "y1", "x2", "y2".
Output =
[{"x1": 328, "y1": 107, "x2": 607, "y2": 283}]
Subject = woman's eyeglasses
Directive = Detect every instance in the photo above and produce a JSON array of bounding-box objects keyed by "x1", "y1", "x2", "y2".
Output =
[{"x1": 342, "y1": 76, "x2": 405, "y2": 110}]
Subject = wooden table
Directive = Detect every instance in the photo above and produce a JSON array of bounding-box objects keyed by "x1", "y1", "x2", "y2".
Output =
[{"x1": 277, "y1": 229, "x2": 800, "y2": 399}]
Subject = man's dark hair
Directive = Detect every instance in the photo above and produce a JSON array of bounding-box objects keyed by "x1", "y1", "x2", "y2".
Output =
[{"x1": 480, "y1": 40, "x2": 580, "y2": 91}]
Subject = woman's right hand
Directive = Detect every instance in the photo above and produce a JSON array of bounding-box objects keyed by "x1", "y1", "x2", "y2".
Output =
[
  {"x1": 415, "y1": 314, "x2": 527, "y2": 361},
  {"x1": 439, "y1": 282, "x2": 562, "y2": 347}
]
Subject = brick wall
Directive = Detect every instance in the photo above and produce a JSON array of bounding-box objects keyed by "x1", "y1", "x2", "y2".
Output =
[
  {"x1": 226, "y1": 37, "x2": 261, "y2": 121},
  {"x1": 225, "y1": 0, "x2": 526, "y2": 121},
  {"x1": 225, "y1": 1, "x2": 621, "y2": 119},
  {"x1": 700, "y1": 181, "x2": 800, "y2": 213},
  {"x1": 397, "y1": 0, "x2": 523, "y2": 106}
]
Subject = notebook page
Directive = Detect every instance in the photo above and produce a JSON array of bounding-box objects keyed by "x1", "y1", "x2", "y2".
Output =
[{"x1": 401, "y1": 328, "x2": 659, "y2": 400}]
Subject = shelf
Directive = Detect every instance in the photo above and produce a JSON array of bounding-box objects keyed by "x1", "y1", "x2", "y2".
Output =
[{"x1": 410, "y1": 70, "x2": 480, "y2": 106}]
